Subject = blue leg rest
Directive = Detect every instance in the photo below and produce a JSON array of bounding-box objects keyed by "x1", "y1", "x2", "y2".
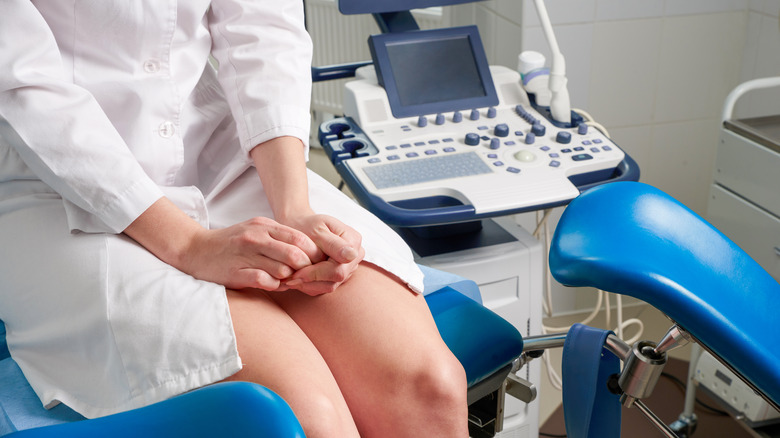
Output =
[{"x1": 549, "y1": 181, "x2": 780, "y2": 409}]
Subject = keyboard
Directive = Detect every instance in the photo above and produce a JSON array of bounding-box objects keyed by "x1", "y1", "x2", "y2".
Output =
[{"x1": 363, "y1": 152, "x2": 492, "y2": 189}]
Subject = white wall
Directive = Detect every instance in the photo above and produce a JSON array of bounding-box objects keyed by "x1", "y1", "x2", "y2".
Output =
[{"x1": 449, "y1": 0, "x2": 780, "y2": 314}]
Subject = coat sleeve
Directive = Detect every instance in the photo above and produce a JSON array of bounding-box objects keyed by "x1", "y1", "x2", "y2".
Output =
[
  {"x1": 0, "y1": 1, "x2": 163, "y2": 233},
  {"x1": 207, "y1": 0, "x2": 314, "y2": 157}
]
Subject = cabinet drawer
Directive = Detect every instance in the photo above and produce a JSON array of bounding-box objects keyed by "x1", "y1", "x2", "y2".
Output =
[
  {"x1": 714, "y1": 130, "x2": 780, "y2": 218},
  {"x1": 707, "y1": 185, "x2": 780, "y2": 282}
]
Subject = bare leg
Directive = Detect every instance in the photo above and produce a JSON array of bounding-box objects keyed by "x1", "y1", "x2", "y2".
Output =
[
  {"x1": 222, "y1": 289, "x2": 361, "y2": 438},
  {"x1": 270, "y1": 263, "x2": 469, "y2": 438}
]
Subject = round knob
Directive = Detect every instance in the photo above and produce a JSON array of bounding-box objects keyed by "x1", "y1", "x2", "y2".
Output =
[
  {"x1": 556, "y1": 131, "x2": 572, "y2": 144},
  {"x1": 487, "y1": 107, "x2": 497, "y2": 118},
  {"x1": 465, "y1": 133, "x2": 481, "y2": 146},
  {"x1": 435, "y1": 113, "x2": 446, "y2": 125},
  {"x1": 453, "y1": 111, "x2": 463, "y2": 123},
  {"x1": 525, "y1": 133, "x2": 536, "y2": 144},
  {"x1": 417, "y1": 115, "x2": 428, "y2": 128},
  {"x1": 490, "y1": 138, "x2": 501, "y2": 149},
  {"x1": 531, "y1": 123, "x2": 546, "y2": 136},
  {"x1": 470, "y1": 109, "x2": 480, "y2": 121},
  {"x1": 494, "y1": 123, "x2": 510, "y2": 138},
  {"x1": 577, "y1": 123, "x2": 589, "y2": 135}
]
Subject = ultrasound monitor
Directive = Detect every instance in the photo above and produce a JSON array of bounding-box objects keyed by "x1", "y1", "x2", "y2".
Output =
[
  {"x1": 368, "y1": 26, "x2": 498, "y2": 119},
  {"x1": 338, "y1": 0, "x2": 482, "y2": 15}
]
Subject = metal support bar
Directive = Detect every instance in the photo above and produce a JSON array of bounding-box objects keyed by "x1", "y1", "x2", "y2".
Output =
[
  {"x1": 505, "y1": 373, "x2": 537, "y2": 403},
  {"x1": 634, "y1": 399, "x2": 681, "y2": 438}
]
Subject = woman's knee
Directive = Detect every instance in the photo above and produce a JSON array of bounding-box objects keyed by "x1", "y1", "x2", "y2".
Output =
[
  {"x1": 289, "y1": 392, "x2": 359, "y2": 438},
  {"x1": 406, "y1": 344, "x2": 468, "y2": 408}
]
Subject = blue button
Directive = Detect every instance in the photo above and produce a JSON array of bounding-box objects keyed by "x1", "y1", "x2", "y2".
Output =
[
  {"x1": 429, "y1": 139, "x2": 440, "y2": 145},
  {"x1": 550, "y1": 160, "x2": 561, "y2": 167},
  {"x1": 417, "y1": 116, "x2": 428, "y2": 127},
  {"x1": 465, "y1": 133, "x2": 480, "y2": 146},
  {"x1": 414, "y1": 141, "x2": 425, "y2": 146},
  {"x1": 507, "y1": 167, "x2": 521, "y2": 174},
  {"x1": 494, "y1": 123, "x2": 510, "y2": 137},
  {"x1": 531, "y1": 123, "x2": 546, "y2": 136},
  {"x1": 425, "y1": 149, "x2": 437, "y2": 155},
  {"x1": 602, "y1": 145, "x2": 612, "y2": 151},
  {"x1": 487, "y1": 107, "x2": 497, "y2": 118},
  {"x1": 453, "y1": 111, "x2": 463, "y2": 123},
  {"x1": 582, "y1": 140, "x2": 592, "y2": 145},
  {"x1": 578, "y1": 123, "x2": 589, "y2": 135},
  {"x1": 368, "y1": 158, "x2": 381, "y2": 163},
  {"x1": 400, "y1": 143, "x2": 412, "y2": 148},
  {"x1": 591, "y1": 147, "x2": 600, "y2": 153},
  {"x1": 574, "y1": 147, "x2": 584, "y2": 151},
  {"x1": 505, "y1": 141, "x2": 516, "y2": 146},
  {"x1": 388, "y1": 155, "x2": 400, "y2": 161},
  {"x1": 561, "y1": 148, "x2": 572, "y2": 153},
  {"x1": 435, "y1": 113, "x2": 446, "y2": 125},
  {"x1": 386, "y1": 145, "x2": 397, "y2": 150},
  {"x1": 572, "y1": 153, "x2": 593, "y2": 161},
  {"x1": 490, "y1": 138, "x2": 500, "y2": 149},
  {"x1": 443, "y1": 147, "x2": 456, "y2": 152},
  {"x1": 549, "y1": 153, "x2": 560, "y2": 158},
  {"x1": 406, "y1": 152, "x2": 419, "y2": 158},
  {"x1": 515, "y1": 131, "x2": 524, "y2": 137},
  {"x1": 525, "y1": 133, "x2": 536, "y2": 144},
  {"x1": 487, "y1": 153, "x2": 498, "y2": 159},
  {"x1": 442, "y1": 138, "x2": 454, "y2": 143},
  {"x1": 540, "y1": 146, "x2": 551, "y2": 151},
  {"x1": 593, "y1": 139, "x2": 603, "y2": 144},
  {"x1": 556, "y1": 131, "x2": 572, "y2": 144},
  {"x1": 477, "y1": 125, "x2": 489, "y2": 130},
  {"x1": 470, "y1": 109, "x2": 480, "y2": 121},
  {"x1": 493, "y1": 161, "x2": 504, "y2": 166}
]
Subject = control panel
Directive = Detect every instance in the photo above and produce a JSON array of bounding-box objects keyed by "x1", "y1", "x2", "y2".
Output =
[{"x1": 319, "y1": 65, "x2": 637, "y2": 227}]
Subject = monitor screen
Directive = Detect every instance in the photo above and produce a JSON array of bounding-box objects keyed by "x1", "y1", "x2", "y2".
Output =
[{"x1": 369, "y1": 26, "x2": 498, "y2": 119}]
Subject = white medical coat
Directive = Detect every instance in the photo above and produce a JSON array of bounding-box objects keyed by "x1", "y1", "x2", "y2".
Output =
[{"x1": 0, "y1": 0, "x2": 423, "y2": 418}]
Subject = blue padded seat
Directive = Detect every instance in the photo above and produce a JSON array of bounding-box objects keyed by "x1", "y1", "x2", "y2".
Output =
[
  {"x1": 425, "y1": 287, "x2": 523, "y2": 387},
  {"x1": 549, "y1": 182, "x2": 780, "y2": 407}
]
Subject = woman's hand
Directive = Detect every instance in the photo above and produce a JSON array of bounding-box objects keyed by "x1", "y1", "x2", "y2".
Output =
[
  {"x1": 183, "y1": 216, "x2": 325, "y2": 291},
  {"x1": 277, "y1": 212, "x2": 365, "y2": 296},
  {"x1": 124, "y1": 198, "x2": 324, "y2": 292}
]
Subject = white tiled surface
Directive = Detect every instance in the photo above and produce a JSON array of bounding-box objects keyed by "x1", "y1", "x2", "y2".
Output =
[{"x1": 457, "y1": 0, "x2": 780, "y2": 315}]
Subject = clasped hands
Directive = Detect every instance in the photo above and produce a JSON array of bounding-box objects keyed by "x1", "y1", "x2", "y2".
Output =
[{"x1": 186, "y1": 211, "x2": 365, "y2": 296}]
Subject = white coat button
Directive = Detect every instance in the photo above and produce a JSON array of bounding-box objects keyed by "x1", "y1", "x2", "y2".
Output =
[
  {"x1": 158, "y1": 121, "x2": 175, "y2": 138},
  {"x1": 143, "y1": 59, "x2": 161, "y2": 73}
]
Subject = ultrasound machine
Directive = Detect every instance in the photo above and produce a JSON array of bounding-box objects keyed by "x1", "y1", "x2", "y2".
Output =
[{"x1": 315, "y1": 1, "x2": 638, "y2": 436}]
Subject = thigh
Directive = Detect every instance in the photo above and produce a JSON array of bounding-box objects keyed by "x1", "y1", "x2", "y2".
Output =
[
  {"x1": 267, "y1": 263, "x2": 460, "y2": 403},
  {"x1": 223, "y1": 289, "x2": 359, "y2": 437}
]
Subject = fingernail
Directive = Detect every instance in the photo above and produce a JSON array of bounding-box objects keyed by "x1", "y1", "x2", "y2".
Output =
[
  {"x1": 340, "y1": 246, "x2": 358, "y2": 261},
  {"x1": 285, "y1": 279, "x2": 303, "y2": 287}
]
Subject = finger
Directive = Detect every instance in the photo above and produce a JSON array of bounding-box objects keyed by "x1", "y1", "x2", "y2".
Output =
[
  {"x1": 231, "y1": 268, "x2": 282, "y2": 291},
  {"x1": 288, "y1": 259, "x2": 352, "y2": 285},
  {"x1": 308, "y1": 220, "x2": 362, "y2": 264},
  {"x1": 267, "y1": 224, "x2": 324, "y2": 263},
  {"x1": 289, "y1": 281, "x2": 340, "y2": 296},
  {"x1": 247, "y1": 238, "x2": 313, "y2": 273}
]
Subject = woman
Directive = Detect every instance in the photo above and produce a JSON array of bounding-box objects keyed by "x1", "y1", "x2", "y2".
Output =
[{"x1": 0, "y1": 1, "x2": 467, "y2": 436}]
